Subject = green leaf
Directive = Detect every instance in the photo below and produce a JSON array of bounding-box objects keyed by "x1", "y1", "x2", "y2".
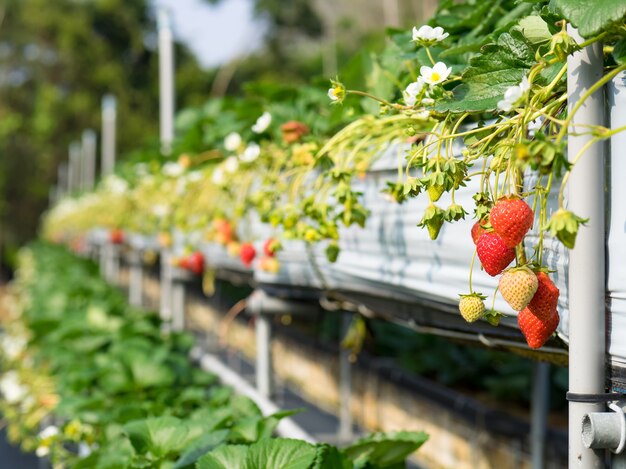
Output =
[
  {"x1": 513, "y1": 15, "x2": 552, "y2": 45},
  {"x1": 613, "y1": 37, "x2": 626, "y2": 64},
  {"x1": 124, "y1": 416, "x2": 190, "y2": 458},
  {"x1": 342, "y1": 431, "x2": 429, "y2": 467},
  {"x1": 311, "y1": 444, "x2": 352, "y2": 469},
  {"x1": 244, "y1": 439, "x2": 318, "y2": 469},
  {"x1": 435, "y1": 31, "x2": 534, "y2": 113},
  {"x1": 197, "y1": 445, "x2": 249, "y2": 469},
  {"x1": 550, "y1": 0, "x2": 626, "y2": 37},
  {"x1": 173, "y1": 430, "x2": 229, "y2": 469}
]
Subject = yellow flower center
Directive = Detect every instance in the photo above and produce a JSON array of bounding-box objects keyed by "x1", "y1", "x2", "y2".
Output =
[{"x1": 431, "y1": 72, "x2": 441, "y2": 82}]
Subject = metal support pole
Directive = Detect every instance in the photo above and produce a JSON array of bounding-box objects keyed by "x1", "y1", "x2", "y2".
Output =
[
  {"x1": 160, "y1": 249, "x2": 173, "y2": 322},
  {"x1": 128, "y1": 250, "x2": 143, "y2": 307},
  {"x1": 105, "y1": 244, "x2": 120, "y2": 285},
  {"x1": 81, "y1": 129, "x2": 96, "y2": 190},
  {"x1": 338, "y1": 313, "x2": 354, "y2": 442},
  {"x1": 567, "y1": 26, "x2": 606, "y2": 469},
  {"x1": 101, "y1": 95, "x2": 116, "y2": 177},
  {"x1": 171, "y1": 278, "x2": 185, "y2": 332},
  {"x1": 68, "y1": 142, "x2": 81, "y2": 193},
  {"x1": 531, "y1": 362, "x2": 550, "y2": 469},
  {"x1": 256, "y1": 313, "x2": 273, "y2": 398},
  {"x1": 158, "y1": 8, "x2": 175, "y2": 155},
  {"x1": 57, "y1": 162, "x2": 68, "y2": 198}
]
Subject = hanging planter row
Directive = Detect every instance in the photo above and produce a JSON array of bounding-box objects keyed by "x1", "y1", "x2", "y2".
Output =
[{"x1": 46, "y1": 1, "x2": 626, "y2": 358}]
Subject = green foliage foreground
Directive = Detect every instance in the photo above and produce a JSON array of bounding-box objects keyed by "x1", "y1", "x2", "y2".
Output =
[{"x1": 0, "y1": 243, "x2": 427, "y2": 468}]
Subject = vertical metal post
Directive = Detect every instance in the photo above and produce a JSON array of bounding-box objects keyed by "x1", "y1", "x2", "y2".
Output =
[
  {"x1": 338, "y1": 313, "x2": 354, "y2": 442},
  {"x1": 101, "y1": 95, "x2": 117, "y2": 177},
  {"x1": 160, "y1": 249, "x2": 173, "y2": 322},
  {"x1": 68, "y1": 142, "x2": 81, "y2": 193},
  {"x1": 57, "y1": 162, "x2": 68, "y2": 198},
  {"x1": 105, "y1": 243, "x2": 120, "y2": 285},
  {"x1": 256, "y1": 313, "x2": 273, "y2": 398},
  {"x1": 567, "y1": 26, "x2": 606, "y2": 469},
  {"x1": 81, "y1": 129, "x2": 96, "y2": 190},
  {"x1": 531, "y1": 362, "x2": 550, "y2": 469},
  {"x1": 171, "y1": 278, "x2": 185, "y2": 331},
  {"x1": 128, "y1": 250, "x2": 143, "y2": 307},
  {"x1": 383, "y1": 0, "x2": 400, "y2": 27},
  {"x1": 158, "y1": 8, "x2": 175, "y2": 155}
]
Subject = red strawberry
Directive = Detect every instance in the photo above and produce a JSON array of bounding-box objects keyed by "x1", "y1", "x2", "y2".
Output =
[
  {"x1": 263, "y1": 238, "x2": 278, "y2": 257},
  {"x1": 499, "y1": 266, "x2": 538, "y2": 310},
  {"x1": 476, "y1": 232, "x2": 516, "y2": 276},
  {"x1": 178, "y1": 256, "x2": 190, "y2": 270},
  {"x1": 240, "y1": 243, "x2": 256, "y2": 267},
  {"x1": 471, "y1": 220, "x2": 488, "y2": 245},
  {"x1": 518, "y1": 307, "x2": 559, "y2": 349},
  {"x1": 526, "y1": 272, "x2": 560, "y2": 320},
  {"x1": 110, "y1": 229, "x2": 124, "y2": 245},
  {"x1": 188, "y1": 251, "x2": 204, "y2": 275},
  {"x1": 490, "y1": 197, "x2": 533, "y2": 247}
]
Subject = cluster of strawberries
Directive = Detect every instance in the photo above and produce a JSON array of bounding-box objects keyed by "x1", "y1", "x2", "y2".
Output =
[
  {"x1": 460, "y1": 197, "x2": 560, "y2": 349},
  {"x1": 240, "y1": 239, "x2": 281, "y2": 273},
  {"x1": 175, "y1": 251, "x2": 204, "y2": 275}
]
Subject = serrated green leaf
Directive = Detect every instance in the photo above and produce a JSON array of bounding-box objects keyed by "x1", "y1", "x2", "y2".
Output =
[
  {"x1": 613, "y1": 38, "x2": 626, "y2": 65},
  {"x1": 342, "y1": 431, "x2": 429, "y2": 467},
  {"x1": 550, "y1": 0, "x2": 626, "y2": 37},
  {"x1": 197, "y1": 445, "x2": 249, "y2": 469},
  {"x1": 435, "y1": 31, "x2": 534, "y2": 112},
  {"x1": 244, "y1": 439, "x2": 317, "y2": 469}
]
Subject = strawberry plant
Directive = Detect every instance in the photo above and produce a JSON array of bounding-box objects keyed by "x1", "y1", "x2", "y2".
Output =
[{"x1": 0, "y1": 244, "x2": 428, "y2": 467}]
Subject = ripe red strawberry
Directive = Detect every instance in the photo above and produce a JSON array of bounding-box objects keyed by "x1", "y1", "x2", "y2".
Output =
[
  {"x1": 476, "y1": 232, "x2": 515, "y2": 276},
  {"x1": 240, "y1": 243, "x2": 256, "y2": 267},
  {"x1": 499, "y1": 266, "x2": 538, "y2": 310},
  {"x1": 188, "y1": 251, "x2": 204, "y2": 275},
  {"x1": 178, "y1": 256, "x2": 190, "y2": 270},
  {"x1": 518, "y1": 307, "x2": 559, "y2": 349},
  {"x1": 489, "y1": 197, "x2": 533, "y2": 247},
  {"x1": 471, "y1": 220, "x2": 488, "y2": 245},
  {"x1": 458, "y1": 294, "x2": 486, "y2": 323},
  {"x1": 110, "y1": 229, "x2": 124, "y2": 245},
  {"x1": 263, "y1": 238, "x2": 279, "y2": 257},
  {"x1": 526, "y1": 272, "x2": 560, "y2": 320}
]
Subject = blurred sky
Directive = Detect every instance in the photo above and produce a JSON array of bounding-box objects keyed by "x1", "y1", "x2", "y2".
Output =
[{"x1": 152, "y1": 0, "x2": 266, "y2": 68}]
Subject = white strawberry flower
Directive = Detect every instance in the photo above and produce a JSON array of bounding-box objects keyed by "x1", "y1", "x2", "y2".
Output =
[
  {"x1": 223, "y1": 156, "x2": 239, "y2": 174},
  {"x1": 151, "y1": 204, "x2": 169, "y2": 218},
  {"x1": 211, "y1": 167, "x2": 225, "y2": 185},
  {"x1": 497, "y1": 76, "x2": 531, "y2": 112},
  {"x1": 162, "y1": 162, "x2": 184, "y2": 177},
  {"x1": 187, "y1": 171, "x2": 203, "y2": 182},
  {"x1": 0, "y1": 371, "x2": 28, "y2": 404},
  {"x1": 0, "y1": 335, "x2": 26, "y2": 360},
  {"x1": 36, "y1": 425, "x2": 59, "y2": 458},
  {"x1": 251, "y1": 112, "x2": 272, "y2": 133},
  {"x1": 403, "y1": 78, "x2": 425, "y2": 106},
  {"x1": 224, "y1": 132, "x2": 242, "y2": 151},
  {"x1": 240, "y1": 143, "x2": 261, "y2": 163},
  {"x1": 412, "y1": 25, "x2": 449, "y2": 45},
  {"x1": 420, "y1": 62, "x2": 452, "y2": 85}
]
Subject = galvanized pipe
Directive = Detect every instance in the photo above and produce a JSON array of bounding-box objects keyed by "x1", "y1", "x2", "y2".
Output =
[
  {"x1": 158, "y1": 8, "x2": 175, "y2": 155},
  {"x1": 567, "y1": 26, "x2": 606, "y2": 468},
  {"x1": 159, "y1": 249, "x2": 173, "y2": 322},
  {"x1": 531, "y1": 362, "x2": 550, "y2": 469},
  {"x1": 101, "y1": 95, "x2": 116, "y2": 177},
  {"x1": 196, "y1": 351, "x2": 316, "y2": 443},
  {"x1": 170, "y1": 278, "x2": 185, "y2": 332},
  {"x1": 255, "y1": 313, "x2": 273, "y2": 398},
  {"x1": 81, "y1": 129, "x2": 96, "y2": 190},
  {"x1": 128, "y1": 250, "x2": 143, "y2": 307},
  {"x1": 338, "y1": 313, "x2": 354, "y2": 442}
]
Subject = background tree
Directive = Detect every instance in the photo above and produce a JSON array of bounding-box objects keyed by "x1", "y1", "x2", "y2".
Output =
[{"x1": 0, "y1": 0, "x2": 211, "y2": 267}]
